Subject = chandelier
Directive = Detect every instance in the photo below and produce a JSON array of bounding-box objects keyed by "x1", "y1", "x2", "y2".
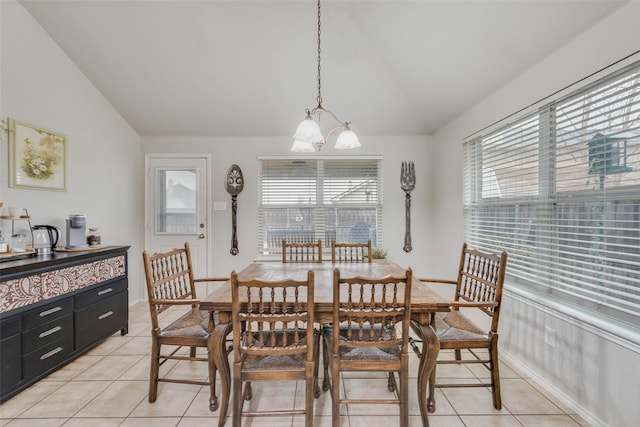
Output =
[{"x1": 291, "y1": 0, "x2": 361, "y2": 152}]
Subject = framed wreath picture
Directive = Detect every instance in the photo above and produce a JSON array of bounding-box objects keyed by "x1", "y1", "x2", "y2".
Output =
[{"x1": 8, "y1": 118, "x2": 66, "y2": 191}]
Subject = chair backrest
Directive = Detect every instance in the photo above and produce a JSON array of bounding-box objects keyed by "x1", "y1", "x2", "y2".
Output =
[
  {"x1": 231, "y1": 270, "x2": 315, "y2": 362},
  {"x1": 454, "y1": 243, "x2": 508, "y2": 333},
  {"x1": 142, "y1": 242, "x2": 197, "y2": 329},
  {"x1": 331, "y1": 240, "x2": 372, "y2": 263},
  {"x1": 331, "y1": 267, "x2": 413, "y2": 354},
  {"x1": 282, "y1": 239, "x2": 323, "y2": 263}
]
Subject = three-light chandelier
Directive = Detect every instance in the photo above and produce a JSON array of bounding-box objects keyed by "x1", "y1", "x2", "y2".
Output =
[{"x1": 291, "y1": 0, "x2": 361, "y2": 152}]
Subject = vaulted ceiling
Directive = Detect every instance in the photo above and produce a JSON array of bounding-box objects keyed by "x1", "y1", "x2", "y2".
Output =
[{"x1": 19, "y1": 0, "x2": 626, "y2": 137}]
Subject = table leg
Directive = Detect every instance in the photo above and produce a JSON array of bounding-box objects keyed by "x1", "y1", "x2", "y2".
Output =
[
  {"x1": 209, "y1": 319, "x2": 232, "y2": 427},
  {"x1": 411, "y1": 319, "x2": 440, "y2": 427}
]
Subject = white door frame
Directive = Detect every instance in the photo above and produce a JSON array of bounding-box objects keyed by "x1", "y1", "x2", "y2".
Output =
[{"x1": 144, "y1": 153, "x2": 213, "y2": 280}]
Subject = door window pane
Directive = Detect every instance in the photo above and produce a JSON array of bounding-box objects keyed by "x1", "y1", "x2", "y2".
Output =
[{"x1": 156, "y1": 169, "x2": 197, "y2": 233}]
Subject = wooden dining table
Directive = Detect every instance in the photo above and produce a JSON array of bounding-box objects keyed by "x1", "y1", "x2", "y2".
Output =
[{"x1": 200, "y1": 261, "x2": 450, "y2": 427}]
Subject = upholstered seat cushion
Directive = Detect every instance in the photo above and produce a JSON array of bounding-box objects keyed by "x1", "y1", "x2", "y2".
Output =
[
  {"x1": 434, "y1": 311, "x2": 487, "y2": 342},
  {"x1": 158, "y1": 308, "x2": 210, "y2": 339}
]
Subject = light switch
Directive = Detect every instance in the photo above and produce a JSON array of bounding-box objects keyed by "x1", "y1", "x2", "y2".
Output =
[{"x1": 214, "y1": 201, "x2": 227, "y2": 211}]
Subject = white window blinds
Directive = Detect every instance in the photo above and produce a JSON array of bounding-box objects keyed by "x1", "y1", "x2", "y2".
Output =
[
  {"x1": 464, "y1": 60, "x2": 640, "y2": 328},
  {"x1": 258, "y1": 158, "x2": 383, "y2": 257}
]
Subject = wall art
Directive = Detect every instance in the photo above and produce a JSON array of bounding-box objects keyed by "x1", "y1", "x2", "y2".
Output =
[{"x1": 8, "y1": 118, "x2": 66, "y2": 191}]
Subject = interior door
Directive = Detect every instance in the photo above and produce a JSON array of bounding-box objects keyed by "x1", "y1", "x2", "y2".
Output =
[{"x1": 145, "y1": 155, "x2": 212, "y2": 292}]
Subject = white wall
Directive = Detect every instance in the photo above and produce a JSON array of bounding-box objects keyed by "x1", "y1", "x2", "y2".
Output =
[
  {"x1": 140, "y1": 135, "x2": 433, "y2": 279},
  {"x1": 0, "y1": 1, "x2": 143, "y2": 302},
  {"x1": 431, "y1": 2, "x2": 640, "y2": 426}
]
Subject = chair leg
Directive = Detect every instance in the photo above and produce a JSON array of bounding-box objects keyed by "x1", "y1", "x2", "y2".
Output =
[
  {"x1": 190, "y1": 346, "x2": 197, "y2": 358},
  {"x1": 400, "y1": 358, "x2": 409, "y2": 427},
  {"x1": 331, "y1": 355, "x2": 340, "y2": 427},
  {"x1": 454, "y1": 349, "x2": 462, "y2": 360},
  {"x1": 314, "y1": 330, "x2": 321, "y2": 397},
  {"x1": 490, "y1": 339, "x2": 502, "y2": 409},
  {"x1": 322, "y1": 332, "x2": 330, "y2": 392},
  {"x1": 232, "y1": 367, "x2": 242, "y2": 427},
  {"x1": 306, "y1": 361, "x2": 315, "y2": 427},
  {"x1": 148, "y1": 338, "x2": 160, "y2": 403},
  {"x1": 387, "y1": 372, "x2": 396, "y2": 392}
]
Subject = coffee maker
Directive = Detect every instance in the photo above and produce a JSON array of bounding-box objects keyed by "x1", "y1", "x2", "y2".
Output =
[{"x1": 66, "y1": 214, "x2": 88, "y2": 248}]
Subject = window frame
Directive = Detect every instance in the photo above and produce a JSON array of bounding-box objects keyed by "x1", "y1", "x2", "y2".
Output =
[
  {"x1": 257, "y1": 156, "x2": 383, "y2": 259},
  {"x1": 463, "y1": 60, "x2": 640, "y2": 331}
]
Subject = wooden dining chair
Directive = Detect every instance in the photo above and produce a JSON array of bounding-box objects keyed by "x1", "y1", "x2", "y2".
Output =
[
  {"x1": 322, "y1": 267, "x2": 413, "y2": 427},
  {"x1": 411, "y1": 242, "x2": 508, "y2": 409},
  {"x1": 282, "y1": 239, "x2": 323, "y2": 263},
  {"x1": 142, "y1": 242, "x2": 230, "y2": 411},
  {"x1": 231, "y1": 270, "x2": 320, "y2": 427},
  {"x1": 331, "y1": 239, "x2": 372, "y2": 263}
]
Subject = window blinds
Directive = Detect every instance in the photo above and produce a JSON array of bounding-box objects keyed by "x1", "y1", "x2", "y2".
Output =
[
  {"x1": 464, "y1": 60, "x2": 640, "y2": 327},
  {"x1": 258, "y1": 158, "x2": 383, "y2": 256}
]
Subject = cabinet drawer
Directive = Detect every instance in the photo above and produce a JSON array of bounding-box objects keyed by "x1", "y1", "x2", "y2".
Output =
[
  {"x1": 22, "y1": 298, "x2": 73, "y2": 330},
  {"x1": 22, "y1": 314, "x2": 73, "y2": 354},
  {"x1": 22, "y1": 334, "x2": 73, "y2": 377},
  {"x1": 74, "y1": 278, "x2": 127, "y2": 309},
  {"x1": 1, "y1": 334, "x2": 22, "y2": 394},
  {"x1": 75, "y1": 291, "x2": 128, "y2": 350}
]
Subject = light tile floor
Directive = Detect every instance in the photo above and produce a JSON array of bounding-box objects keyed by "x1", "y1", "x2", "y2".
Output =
[{"x1": 0, "y1": 302, "x2": 591, "y2": 427}]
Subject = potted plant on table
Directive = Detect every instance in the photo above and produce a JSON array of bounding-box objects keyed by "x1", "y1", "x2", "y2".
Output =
[{"x1": 371, "y1": 247, "x2": 388, "y2": 262}]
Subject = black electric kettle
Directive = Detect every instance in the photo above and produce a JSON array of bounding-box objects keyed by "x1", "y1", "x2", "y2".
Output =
[{"x1": 32, "y1": 225, "x2": 61, "y2": 255}]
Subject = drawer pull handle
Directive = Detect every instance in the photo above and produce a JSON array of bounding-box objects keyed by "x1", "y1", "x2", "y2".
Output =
[
  {"x1": 98, "y1": 288, "x2": 114, "y2": 296},
  {"x1": 39, "y1": 306, "x2": 62, "y2": 317},
  {"x1": 40, "y1": 347, "x2": 63, "y2": 360},
  {"x1": 39, "y1": 326, "x2": 63, "y2": 338},
  {"x1": 98, "y1": 311, "x2": 114, "y2": 320}
]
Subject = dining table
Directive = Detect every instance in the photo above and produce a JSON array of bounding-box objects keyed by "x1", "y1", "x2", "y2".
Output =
[{"x1": 200, "y1": 261, "x2": 450, "y2": 427}]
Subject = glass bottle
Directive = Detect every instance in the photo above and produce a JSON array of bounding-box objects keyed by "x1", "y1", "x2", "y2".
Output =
[{"x1": 87, "y1": 228, "x2": 101, "y2": 246}]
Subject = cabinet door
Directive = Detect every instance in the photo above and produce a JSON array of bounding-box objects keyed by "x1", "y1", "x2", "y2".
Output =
[
  {"x1": 75, "y1": 291, "x2": 128, "y2": 350},
  {"x1": 1, "y1": 334, "x2": 22, "y2": 395}
]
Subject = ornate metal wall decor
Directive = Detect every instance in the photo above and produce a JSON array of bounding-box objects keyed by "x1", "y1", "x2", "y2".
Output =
[
  {"x1": 400, "y1": 161, "x2": 415, "y2": 252},
  {"x1": 225, "y1": 164, "x2": 244, "y2": 255}
]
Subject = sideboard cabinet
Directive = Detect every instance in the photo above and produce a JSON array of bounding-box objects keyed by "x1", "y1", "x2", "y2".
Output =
[{"x1": 0, "y1": 246, "x2": 130, "y2": 402}]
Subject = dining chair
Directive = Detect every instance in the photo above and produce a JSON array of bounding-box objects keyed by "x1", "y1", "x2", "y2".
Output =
[
  {"x1": 411, "y1": 242, "x2": 508, "y2": 409},
  {"x1": 142, "y1": 242, "x2": 230, "y2": 411},
  {"x1": 282, "y1": 239, "x2": 323, "y2": 263},
  {"x1": 331, "y1": 239, "x2": 372, "y2": 263},
  {"x1": 322, "y1": 267, "x2": 413, "y2": 427},
  {"x1": 231, "y1": 269, "x2": 320, "y2": 427}
]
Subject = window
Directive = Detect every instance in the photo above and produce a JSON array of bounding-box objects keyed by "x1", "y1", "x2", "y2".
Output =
[
  {"x1": 464, "y1": 61, "x2": 640, "y2": 328},
  {"x1": 258, "y1": 157, "x2": 383, "y2": 257}
]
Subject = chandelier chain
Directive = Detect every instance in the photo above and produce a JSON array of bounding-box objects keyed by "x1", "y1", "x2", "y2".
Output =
[{"x1": 316, "y1": 0, "x2": 322, "y2": 107}]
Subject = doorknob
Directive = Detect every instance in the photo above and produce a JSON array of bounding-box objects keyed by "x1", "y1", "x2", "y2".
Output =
[{"x1": 198, "y1": 234, "x2": 205, "y2": 239}]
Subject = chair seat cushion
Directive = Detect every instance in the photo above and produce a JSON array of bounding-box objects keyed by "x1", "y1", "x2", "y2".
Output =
[
  {"x1": 158, "y1": 308, "x2": 210, "y2": 339},
  {"x1": 434, "y1": 311, "x2": 487, "y2": 343},
  {"x1": 323, "y1": 325, "x2": 401, "y2": 361}
]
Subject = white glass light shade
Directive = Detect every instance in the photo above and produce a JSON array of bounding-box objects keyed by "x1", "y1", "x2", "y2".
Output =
[
  {"x1": 334, "y1": 128, "x2": 361, "y2": 149},
  {"x1": 290, "y1": 138, "x2": 316, "y2": 152},
  {"x1": 293, "y1": 116, "x2": 323, "y2": 144}
]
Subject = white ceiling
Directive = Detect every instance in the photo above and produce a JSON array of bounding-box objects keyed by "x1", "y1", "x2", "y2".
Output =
[{"x1": 19, "y1": 0, "x2": 626, "y2": 137}]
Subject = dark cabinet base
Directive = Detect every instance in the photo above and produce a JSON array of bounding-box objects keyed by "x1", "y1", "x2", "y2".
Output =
[{"x1": 0, "y1": 246, "x2": 129, "y2": 403}]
